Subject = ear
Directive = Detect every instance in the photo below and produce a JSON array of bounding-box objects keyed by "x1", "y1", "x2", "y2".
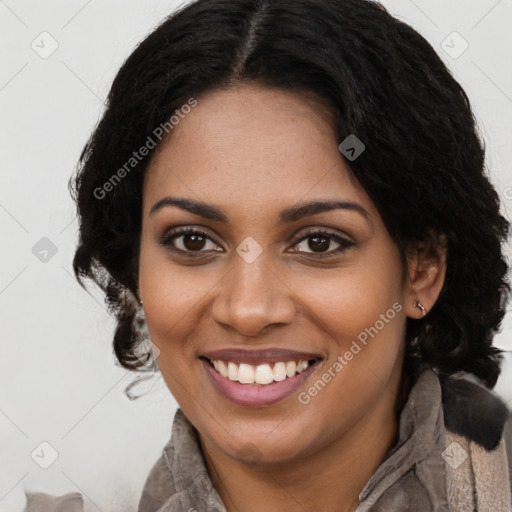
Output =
[{"x1": 403, "y1": 229, "x2": 447, "y2": 319}]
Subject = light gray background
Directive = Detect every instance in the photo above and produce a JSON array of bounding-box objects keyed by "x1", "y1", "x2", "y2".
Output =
[{"x1": 1, "y1": 1, "x2": 511, "y2": 511}]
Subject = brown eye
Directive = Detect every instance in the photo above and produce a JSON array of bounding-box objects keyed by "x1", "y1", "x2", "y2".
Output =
[
  {"x1": 292, "y1": 230, "x2": 355, "y2": 256},
  {"x1": 159, "y1": 228, "x2": 222, "y2": 254},
  {"x1": 182, "y1": 233, "x2": 207, "y2": 251},
  {"x1": 305, "y1": 235, "x2": 331, "y2": 252}
]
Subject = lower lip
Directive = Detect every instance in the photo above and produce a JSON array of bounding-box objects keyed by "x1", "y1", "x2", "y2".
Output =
[{"x1": 200, "y1": 358, "x2": 321, "y2": 407}]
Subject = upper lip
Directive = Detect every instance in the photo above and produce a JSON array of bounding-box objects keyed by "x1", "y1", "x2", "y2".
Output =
[{"x1": 200, "y1": 348, "x2": 323, "y2": 365}]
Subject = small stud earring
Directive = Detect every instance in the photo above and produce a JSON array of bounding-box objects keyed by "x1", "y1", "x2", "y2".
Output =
[{"x1": 413, "y1": 300, "x2": 427, "y2": 316}]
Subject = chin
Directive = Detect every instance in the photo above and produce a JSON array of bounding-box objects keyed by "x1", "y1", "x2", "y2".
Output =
[{"x1": 218, "y1": 429, "x2": 313, "y2": 466}]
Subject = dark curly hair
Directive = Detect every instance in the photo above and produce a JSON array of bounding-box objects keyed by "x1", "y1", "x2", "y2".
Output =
[{"x1": 69, "y1": 0, "x2": 511, "y2": 396}]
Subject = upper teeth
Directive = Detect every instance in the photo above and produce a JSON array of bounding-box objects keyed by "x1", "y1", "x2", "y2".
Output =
[{"x1": 210, "y1": 359, "x2": 312, "y2": 385}]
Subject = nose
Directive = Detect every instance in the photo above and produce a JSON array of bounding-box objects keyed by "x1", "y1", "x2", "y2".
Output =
[{"x1": 210, "y1": 251, "x2": 296, "y2": 337}]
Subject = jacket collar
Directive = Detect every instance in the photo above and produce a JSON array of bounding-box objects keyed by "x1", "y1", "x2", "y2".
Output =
[
  {"x1": 155, "y1": 408, "x2": 226, "y2": 512},
  {"x1": 356, "y1": 365, "x2": 447, "y2": 509}
]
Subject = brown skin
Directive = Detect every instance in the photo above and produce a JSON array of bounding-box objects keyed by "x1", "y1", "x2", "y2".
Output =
[{"x1": 138, "y1": 84, "x2": 447, "y2": 512}]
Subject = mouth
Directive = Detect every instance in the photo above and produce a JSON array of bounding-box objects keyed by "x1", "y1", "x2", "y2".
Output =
[
  {"x1": 199, "y1": 349, "x2": 323, "y2": 406},
  {"x1": 199, "y1": 356, "x2": 322, "y2": 384}
]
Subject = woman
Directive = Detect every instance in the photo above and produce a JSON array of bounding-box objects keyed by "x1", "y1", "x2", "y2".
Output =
[{"x1": 66, "y1": 0, "x2": 512, "y2": 510}]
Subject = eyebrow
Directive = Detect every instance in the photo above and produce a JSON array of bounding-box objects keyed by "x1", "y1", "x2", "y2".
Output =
[{"x1": 149, "y1": 196, "x2": 373, "y2": 228}]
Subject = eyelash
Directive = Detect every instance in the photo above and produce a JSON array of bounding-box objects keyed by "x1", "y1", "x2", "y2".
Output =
[{"x1": 158, "y1": 227, "x2": 355, "y2": 258}]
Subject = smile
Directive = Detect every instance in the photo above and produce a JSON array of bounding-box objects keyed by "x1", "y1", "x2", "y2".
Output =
[
  {"x1": 199, "y1": 349, "x2": 323, "y2": 407},
  {"x1": 206, "y1": 358, "x2": 317, "y2": 384}
]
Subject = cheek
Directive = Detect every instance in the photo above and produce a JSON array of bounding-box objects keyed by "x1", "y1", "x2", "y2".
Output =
[
  {"x1": 142, "y1": 271, "x2": 212, "y2": 349},
  {"x1": 294, "y1": 251, "x2": 406, "y2": 393},
  {"x1": 298, "y1": 294, "x2": 405, "y2": 436},
  {"x1": 139, "y1": 265, "x2": 212, "y2": 403},
  {"x1": 293, "y1": 256, "x2": 404, "y2": 346},
  {"x1": 306, "y1": 283, "x2": 405, "y2": 390},
  {"x1": 138, "y1": 230, "x2": 215, "y2": 334}
]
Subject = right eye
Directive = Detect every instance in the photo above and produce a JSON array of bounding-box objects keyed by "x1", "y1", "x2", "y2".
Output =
[{"x1": 158, "y1": 227, "x2": 223, "y2": 255}]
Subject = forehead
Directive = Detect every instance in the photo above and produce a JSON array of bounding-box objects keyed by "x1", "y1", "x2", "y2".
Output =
[{"x1": 143, "y1": 84, "x2": 372, "y2": 218}]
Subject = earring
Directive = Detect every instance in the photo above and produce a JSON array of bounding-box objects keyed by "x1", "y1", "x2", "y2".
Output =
[
  {"x1": 413, "y1": 300, "x2": 427, "y2": 316},
  {"x1": 134, "y1": 300, "x2": 146, "y2": 327}
]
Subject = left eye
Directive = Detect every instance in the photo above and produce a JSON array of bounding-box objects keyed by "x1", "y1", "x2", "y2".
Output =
[{"x1": 291, "y1": 231, "x2": 354, "y2": 256}]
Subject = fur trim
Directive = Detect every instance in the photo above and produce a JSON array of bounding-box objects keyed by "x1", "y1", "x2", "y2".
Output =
[{"x1": 441, "y1": 375, "x2": 510, "y2": 451}]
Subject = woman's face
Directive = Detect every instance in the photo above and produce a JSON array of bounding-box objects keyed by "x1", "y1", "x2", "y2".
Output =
[{"x1": 138, "y1": 84, "x2": 417, "y2": 464}]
